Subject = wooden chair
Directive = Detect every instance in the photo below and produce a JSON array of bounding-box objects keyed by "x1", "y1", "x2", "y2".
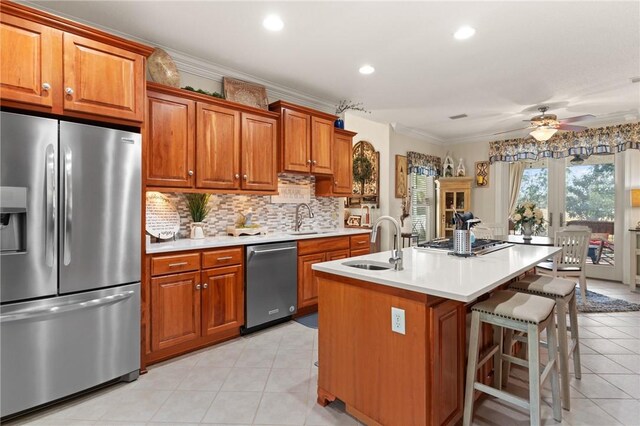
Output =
[{"x1": 535, "y1": 229, "x2": 590, "y2": 303}]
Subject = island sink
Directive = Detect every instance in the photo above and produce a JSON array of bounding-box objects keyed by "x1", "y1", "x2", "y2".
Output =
[{"x1": 342, "y1": 260, "x2": 392, "y2": 270}]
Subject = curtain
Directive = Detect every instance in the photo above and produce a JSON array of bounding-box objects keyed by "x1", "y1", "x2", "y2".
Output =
[
  {"x1": 407, "y1": 151, "x2": 441, "y2": 176},
  {"x1": 509, "y1": 162, "x2": 525, "y2": 215}
]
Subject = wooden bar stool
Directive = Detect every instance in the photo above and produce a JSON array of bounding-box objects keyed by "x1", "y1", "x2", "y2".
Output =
[
  {"x1": 509, "y1": 275, "x2": 582, "y2": 411},
  {"x1": 463, "y1": 290, "x2": 562, "y2": 426}
]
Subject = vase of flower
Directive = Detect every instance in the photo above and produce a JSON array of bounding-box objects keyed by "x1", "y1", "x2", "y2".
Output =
[
  {"x1": 511, "y1": 200, "x2": 545, "y2": 241},
  {"x1": 190, "y1": 222, "x2": 205, "y2": 239},
  {"x1": 185, "y1": 193, "x2": 211, "y2": 240},
  {"x1": 522, "y1": 221, "x2": 533, "y2": 241}
]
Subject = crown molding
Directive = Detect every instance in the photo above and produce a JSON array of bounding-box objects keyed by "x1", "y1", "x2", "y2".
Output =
[{"x1": 390, "y1": 122, "x2": 446, "y2": 145}]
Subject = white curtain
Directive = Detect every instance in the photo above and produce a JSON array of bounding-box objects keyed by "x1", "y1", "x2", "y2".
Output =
[{"x1": 509, "y1": 162, "x2": 525, "y2": 215}]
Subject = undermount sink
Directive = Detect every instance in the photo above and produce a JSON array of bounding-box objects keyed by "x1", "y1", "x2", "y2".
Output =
[
  {"x1": 342, "y1": 260, "x2": 392, "y2": 271},
  {"x1": 287, "y1": 230, "x2": 332, "y2": 236}
]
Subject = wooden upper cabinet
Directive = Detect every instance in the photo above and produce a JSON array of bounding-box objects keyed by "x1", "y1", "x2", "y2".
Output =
[
  {"x1": 316, "y1": 129, "x2": 356, "y2": 197},
  {"x1": 282, "y1": 109, "x2": 311, "y2": 172},
  {"x1": 196, "y1": 103, "x2": 241, "y2": 190},
  {"x1": 201, "y1": 265, "x2": 244, "y2": 336},
  {"x1": 62, "y1": 33, "x2": 144, "y2": 121},
  {"x1": 241, "y1": 113, "x2": 278, "y2": 191},
  {"x1": 146, "y1": 91, "x2": 195, "y2": 188},
  {"x1": 0, "y1": 14, "x2": 61, "y2": 109},
  {"x1": 151, "y1": 272, "x2": 201, "y2": 351},
  {"x1": 311, "y1": 116, "x2": 334, "y2": 175}
]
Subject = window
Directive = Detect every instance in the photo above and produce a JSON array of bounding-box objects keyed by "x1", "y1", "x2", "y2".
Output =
[{"x1": 410, "y1": 173, "x2": 435, "y2": 242}]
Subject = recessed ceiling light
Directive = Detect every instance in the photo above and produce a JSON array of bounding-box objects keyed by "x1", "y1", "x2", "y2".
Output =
[
  {"x1": 454, "y1": 26, "x2": 476, "y2": 40},
  {"x1": 359, "y1": 65, "x2": 375, "y2": 75},
  {"x1": 263, "y1": 14, "x2": 284, "y2": 31}
]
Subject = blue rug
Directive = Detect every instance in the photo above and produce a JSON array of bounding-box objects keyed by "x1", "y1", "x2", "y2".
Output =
[
  {"x1": 577, "y1": 288, "x2": 640, "y2": 313},
  {"x1": 294, "y1": 313, "x2": 318, "y2": 329}
]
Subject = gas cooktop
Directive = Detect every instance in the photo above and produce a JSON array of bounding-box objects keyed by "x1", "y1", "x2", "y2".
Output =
[{"x1": 417, "y1": 238, "x2": 513, "y2": 256}]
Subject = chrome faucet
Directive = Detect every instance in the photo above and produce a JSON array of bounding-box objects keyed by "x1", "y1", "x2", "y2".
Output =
[
  {"x1": 294, "y1": 203, "x2": 314, "y2": 232},
  {"x1": 371, "y1": 215, "x2": 403, "y2": 271}
]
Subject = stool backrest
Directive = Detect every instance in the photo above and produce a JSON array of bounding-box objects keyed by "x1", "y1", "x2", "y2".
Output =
[
  {"x1": 554, "y1": 229, "x2": 590, "y2": 269},
  {"x1": 472, "y1": 225, "x2": 494, "y2": 239}
]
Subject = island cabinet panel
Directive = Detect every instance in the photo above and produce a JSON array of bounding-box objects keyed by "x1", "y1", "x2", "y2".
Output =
[
  {"x1": 196, "y1": 103, "x2": 241, "y2": 190},
  {"x1": 145, "y1": 91, "x2": 195, "y2": 188},
  {"x1": 201, "y1": 265, "x2": 244, "y2": 337},
  {"x1": 281, "y1": 108, "x2": 311, "y2": 173},
  {"x1": 241, "y1": 113, "x2": 278, "y2": 191},
  {"x1": 150, "y1": 272, "x2": 201, "y2": 351},
  {"x1": 63, "y1": 33, "x2": 144, "y2": 121},
  {"x1": 316, "y1": 129, "x2": 356, "y2": 197},
  {"x1": 316, "y1": 273, "x2": 465, "y2": 426},
  {"x1": 0, "y1": 14, "x2": 61, "y2": 109},
  {"x1": 310, "y1": 116, "x2": 334, "y2": 175}
]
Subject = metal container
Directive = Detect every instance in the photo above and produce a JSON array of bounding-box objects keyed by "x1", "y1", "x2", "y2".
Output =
[{"x1": 453, "y1": 230, "x2": 472, "y2": 255}]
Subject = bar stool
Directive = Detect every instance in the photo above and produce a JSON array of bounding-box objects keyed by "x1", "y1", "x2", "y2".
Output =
[
  {"x1": 463, "y1": 290, "x2": 562, "y2": 426},
  {"x1": 509, "y1": 275, "x2": 582, "y2": 411}
]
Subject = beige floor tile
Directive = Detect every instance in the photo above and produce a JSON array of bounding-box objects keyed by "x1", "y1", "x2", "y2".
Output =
[
  {"x1": 265, "y1": 367, "x2": 312, "y2": 393},
  {"x1": 592, "y1": 399, "x2": 640, "y2": 426},
  {"x1": 253, "y1": 392, "x2": 308, "y2": 425},
  {"x1": 605, "y1": 354, "x2": 640, "y2": 374},
  {"x1": 610, "y1": 339, "x2": 640, "y2": 354},
  {"x1": 305, "y1": 399, "x2": 359, "y2": 426},
  {"x1": 99, "y1": 389, "x2": 172, "y2": 422},
  {"x1": 590, "y1": 316, "x2": 637, "y2": 327},
  {"x1": 599, "y1": 374, "x2": 640, "y2": 397},
  {"x1": 470, "y1": 395, "x2": 567, "y2": 426},
  {"x1": 196, "y1": 345, "x2": 245, "y2": 367},
  {"x1": 578, "y1": 317, "x2": 609, "y2": 327},
  {"x1": 221, "y1": 367, "x2": 271, "y2": 392},
  {"x1": 47, "y1": 384, "x2": 130, "y2": 421},
  {"x1": 569, "y1": 374, "x2": 634, "y2": 399},
  {"x1": 129, "y1": 365, "x2": 191, "y2": 390},
  {"x1": 613, "y1": 327, "x2": 640, "y2": 338},
  {"x1": 581, "y1": 339, "x2": 635, "y2": 355},
  {"x1": 579, "y1": 354, "x2": 634, "y2": 374},
  {"x1": 201, "y1": 391, "x2": 262, "y2": 424},
  {"x1": 234, "y1": 346, "x2": 278, "y2": 368},
  {"x1": 561, "y1": 398, "x2": 623, "y2": 426},
  {"x1": 150, "y1": 390, "x2": 216, "y2": 423},
  {"x1": 581, "y1": 326, "x2": 636, "y2": 339},
  {"x1": 21, "y1": 419, "x2": 96, "y2": 426},
  {"x1": 273, "y1": 348, "x2": 314, "y2": 369},
  {"x1": 177, "y1": 366, "x2": 232, "y2": 391},
  {"x1": 280, "y1": 331, "x2": 316, "y2": 349}
]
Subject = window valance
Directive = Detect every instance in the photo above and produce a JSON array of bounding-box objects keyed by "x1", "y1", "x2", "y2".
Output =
[{"x1": 407, "y1": 151, "x2": 441, "y2": 176}]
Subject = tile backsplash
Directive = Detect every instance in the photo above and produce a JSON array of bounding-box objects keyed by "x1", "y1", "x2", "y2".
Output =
[{"x1": 157, "y1": 174, "x2": 341, "y2": 239}]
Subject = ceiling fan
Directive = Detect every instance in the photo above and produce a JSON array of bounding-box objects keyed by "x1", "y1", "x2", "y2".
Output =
[{"x1": 494, "y1": 106, "x2": 595, "y2": 141}]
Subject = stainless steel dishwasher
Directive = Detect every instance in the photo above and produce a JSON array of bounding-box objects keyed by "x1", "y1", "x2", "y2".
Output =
[{"x1": 244, "y1": 241, "x2": 298, "y2": 332}]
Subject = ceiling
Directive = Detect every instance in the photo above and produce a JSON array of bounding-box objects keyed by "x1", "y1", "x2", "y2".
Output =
[{"x1": 29, "y1": 1, "x2": 640, "y2": 145}]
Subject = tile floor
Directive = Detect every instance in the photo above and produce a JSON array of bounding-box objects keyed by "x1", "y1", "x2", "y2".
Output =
[{"x1": 5, "y1": 279, "x2": 639, "y2": 426}]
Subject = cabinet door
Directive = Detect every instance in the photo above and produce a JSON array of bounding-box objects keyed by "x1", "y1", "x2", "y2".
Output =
[
  {"x1": 0, "y1": 14, "x2": 61, "y2": 109},
  {"x1": 333, "y1": 132, "x2": 353, "y2": 195},
  {"x1": 311, "y1": 116, "x2": 334, "y2": 175},
  {"x1": 298, "y1": 253, "x2": 325, "y2": 308},
  {"x1": 326, "y1": 249, "x2": 350, "y2": 261},
  {"x1": 241, "y1": 113, "x2": 277, "y2": 191},
  {"x1": 63, "y1": 33, "x2": 144, "y2": 121},
  {"x1": 201, "y1": 265, "x2": 244, "y2": 337},
  {"x1": 196, "y1": 103, "x2": 240, "y2": 189},
  {"x1": 282, "y1": 109, "x2": 311, "y2": 173},
  {"x1": 146, "y1": 92, "x2": 195, "y2": 188},
  {"x1": 151, "y1": 272, "x2": 200, "y2": 351}
]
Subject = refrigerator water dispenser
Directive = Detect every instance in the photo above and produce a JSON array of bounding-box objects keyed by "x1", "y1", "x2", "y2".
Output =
[{"x1": 0, "y1": 187, "x2": 27, "y2": 253}]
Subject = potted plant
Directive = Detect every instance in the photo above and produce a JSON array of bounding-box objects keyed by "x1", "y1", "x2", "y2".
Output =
[
  {"x1": 353, "y1": 154, "x2": 373, "y2": 196},
  {"x1": 185, "y1": 193, "x2": 211, "y2": 239},
  {"x1": 511, "y1": 201, "x2": 545, "y2": 241},
  {"x1": 334, "y1": 100, "x2": 370, "y2": 129}
]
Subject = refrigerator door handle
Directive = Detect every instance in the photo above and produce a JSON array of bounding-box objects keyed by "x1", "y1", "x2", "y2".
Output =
[
  {"x1": 45, "y1": 144, "x2": 56, "y2": 267},
  {"x1": 63, "y1": 146, "x2": 72, "y2": 266},
  {"x1": 0, "y1": 290, "x2": 135, "y2": 324}
]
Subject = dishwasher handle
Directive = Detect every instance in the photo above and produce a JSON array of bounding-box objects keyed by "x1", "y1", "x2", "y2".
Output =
[{"x1": 247, "y1": 246, "x2": 297, "y2": 260}]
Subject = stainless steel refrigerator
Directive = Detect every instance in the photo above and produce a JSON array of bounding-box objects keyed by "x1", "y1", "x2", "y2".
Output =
[{"x1": 0, "y1": 112, "x2": 141, "y2": 418}]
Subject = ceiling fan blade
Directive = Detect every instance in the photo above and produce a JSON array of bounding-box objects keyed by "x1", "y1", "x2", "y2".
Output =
[
  {"x1": 492, "y1": 126, "x2": 531, "y2": 136},
  {"x1": 557, "y1": 124, "x2": 588, "y2": 132},
  {"x1": 560, "y1": 114, "x2": 595, "y2": 123}
]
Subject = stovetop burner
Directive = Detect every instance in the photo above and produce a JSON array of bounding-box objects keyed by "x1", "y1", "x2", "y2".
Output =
[{"x1": 417, "y1": 238, "x2": 513, "y2": 255}]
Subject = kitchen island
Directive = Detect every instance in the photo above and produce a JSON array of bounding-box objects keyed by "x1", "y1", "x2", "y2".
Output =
[{"x1": 312, "y1": 244, "x2": 561, "y2": 426}]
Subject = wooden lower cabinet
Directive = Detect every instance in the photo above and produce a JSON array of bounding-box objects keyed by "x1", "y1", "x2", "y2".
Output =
[
  {"x1": 201, "y1": 265, "x2": 244, "y2": 336},
  {"x1": 298, "y1": 252, "x2": 326, "y2": 310},
  {"x1": 151, "y1": 272, "x2": 201, "y2": 352}
]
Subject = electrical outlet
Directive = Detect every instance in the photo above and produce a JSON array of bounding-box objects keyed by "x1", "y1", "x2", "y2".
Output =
[{"x1": 391, "y1": 307, "x2": 405, "y2": 335}]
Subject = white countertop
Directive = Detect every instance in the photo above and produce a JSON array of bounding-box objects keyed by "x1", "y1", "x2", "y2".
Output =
[
  {"x1": 146, "y1": 228, "x2": 371, "y2": 254},
  {"x1": 312, "y1": 244, "x2": 562, "y2": 302}
]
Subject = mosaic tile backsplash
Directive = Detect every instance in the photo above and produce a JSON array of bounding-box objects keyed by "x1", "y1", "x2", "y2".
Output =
[{"x1": 158, "y1": 174, "x2": 341, "y2": 239}]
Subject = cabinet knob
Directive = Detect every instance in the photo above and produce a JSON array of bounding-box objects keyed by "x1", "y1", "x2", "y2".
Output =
[
  {"x1": 188, "y1": 170, "x2": 194, "y2": 176},
  {"x1": 234, "y1": 173, "x2": 240, "y2": 179},
  {"x1": 65, "y1": 87, "x2": 74, "y2": 95},
  {"x1": 243, "y1": 174, "x2": 248, "y2": 180},
  {"x1": 203, "y1": 283, "x2": 208, "y2": 289},
  {"x1": 312, "y1": 160, "x2": 317, "y2": 165},
  {"x1": 42, "y1": 83, "x2": 51, "y2": 91},
  {"x1": 307, "y1": 160, "x2": 312, "y2": 164},
  {"x1": 195, "y1": 284, "x2": 201, "y2": 290},
  {"x1": 334, "y1": 180, "x2": 338, "y2": 185}
]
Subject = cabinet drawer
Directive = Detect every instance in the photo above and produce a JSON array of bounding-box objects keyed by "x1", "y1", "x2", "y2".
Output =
[
  {"x1": 350, "y1": 248, "x2": 371, "y2": 257},
  {"x1": 151, "y1": 253, "x2": 200, "y2": 276},
  {"x1": 202, "y1": 247, "x2": 243, "y2": 268},
  {"x1": 298, "y1": 236, "x2": 350, "y2": 255},
  {"x1": 350, "y1": 234, "x2": 371, "y2": 249}
]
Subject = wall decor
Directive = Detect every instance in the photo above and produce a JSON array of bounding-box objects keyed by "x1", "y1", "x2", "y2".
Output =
[
  {"x1": 349, "y1": 141, "x2": 380, "y2": 207},
  {"x1": 223, "y1": 77, "x2": 268, "y2": 110},
  {"x1": 147, "y1": 48, "x2": 181, "y2": 87},
  {"x1": 145, "y1": 191, "x2": 180, "y2": 239},
  {"x1": 347, "y1": 215, "x2": 362, "y2": 227},
  {"x1": 395, "y1": 155, "x2": 408, "y2": 198},
  {"x1": 475, "y1": 161, "x2": 490, "y2": 187},
  {"x1": 443, "y1": 155, "x2": 455, "y2": 177},
  {"x1": 456, "y1": 158, "x2": 466, "y2": 177},
  {"x1": 271, "y1": 183, "x2": 311, "y2": 204}
]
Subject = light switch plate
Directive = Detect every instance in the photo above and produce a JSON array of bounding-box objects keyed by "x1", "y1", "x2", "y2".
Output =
[{"x1": 391, "y1": 307, "x2": 405, "y2": 335}]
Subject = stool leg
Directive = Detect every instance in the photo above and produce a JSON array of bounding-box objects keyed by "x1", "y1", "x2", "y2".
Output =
[
  {"x1": 502, "y1": 329, "x2": 513, "y2": 388},
  {"x1": 579, "y1": 273, "x2": 587, "y2": 304},
  {"x1": 546, "y1": 314, "x2": 563, "y2": 422},
  {"x1": 556, "y1": 300, "x2": 571, "y2": 411},
  {"x1": 463, "y1": 311, "x2": 481, "y2": 426},
  {"x1": 493, "y1": 325, "x2": 504, "y2": 391},
  {"x1": 527, "y1": 324, "x2": 541, "y2": 426},
  {"x1": 569, "y1": 293, "x2": 582, "y2": 379}
]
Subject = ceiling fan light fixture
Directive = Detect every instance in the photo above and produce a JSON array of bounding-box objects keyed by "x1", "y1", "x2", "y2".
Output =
[{"x1": 530, "y1": 127, "x2": 558, "y2": 142}]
